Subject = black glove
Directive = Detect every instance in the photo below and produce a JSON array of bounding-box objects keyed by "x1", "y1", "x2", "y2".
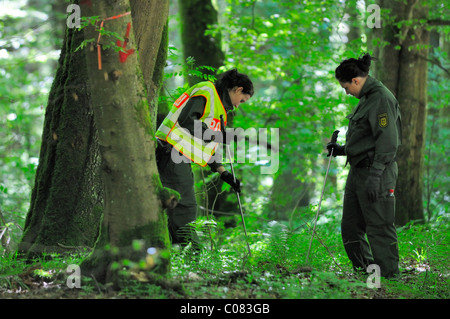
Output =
[
  {"x1": 326, "y1": 142, "x2": 345, "y2": 157},
  {"x1": 366, "y1": 168, "x2": 383, "y2": 202},
  {"x1": 220, "y1": 171, "x2": 241, "y2": 193}
]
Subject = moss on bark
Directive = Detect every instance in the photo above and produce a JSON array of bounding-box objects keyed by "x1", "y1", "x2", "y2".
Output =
[
  {"x1": 19, "y1": 21, "x2": 103, "y2": 257},
  {"x1": 78, "y1": 0, "x2": 171, "y2": 284}
]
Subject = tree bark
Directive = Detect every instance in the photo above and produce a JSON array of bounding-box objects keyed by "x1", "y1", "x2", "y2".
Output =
[
  {"x1": 19, "y1": 0, "x2": 171, "y2": 276},
  {"x1": 178, "y1": 0, "x2": 224, "y2": 85},
  {"x1": 76, "y1": 0, "x2": 170, "y2": 283},
  {"x1": 372, "y1": 0, "x2": 428, "y2": 226},
  {"x1": 19, "y1": 15, "x2": 104, "y2": 255}
]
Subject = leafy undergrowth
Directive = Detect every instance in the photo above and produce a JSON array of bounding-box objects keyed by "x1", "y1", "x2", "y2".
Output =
[{"x1": 0, "y1": 216, "x2": 448, "y2": 300}]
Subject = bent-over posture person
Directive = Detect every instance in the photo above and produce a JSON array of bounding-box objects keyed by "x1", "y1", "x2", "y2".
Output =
[{"x1": 155, "y1": 69, "x2": 254, "y2": 250}]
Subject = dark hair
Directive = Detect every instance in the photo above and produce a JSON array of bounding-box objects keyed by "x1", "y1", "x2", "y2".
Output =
[
  {"x1": 215, "y1": 68, "x2": 254, "y2": 97},
  {"x1": 335, "y1": 53, "x2": 376, "y2": 83}
]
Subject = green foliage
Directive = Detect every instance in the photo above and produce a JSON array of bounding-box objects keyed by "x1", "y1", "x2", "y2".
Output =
[
  {"x1": 0, "y1": 0, "x2": 449, "y2": 300},
  {"x1": 0, "y1": 249, "x2": 88, "y2": 294},
  {"x1": 164, "y1": 47, "x2": 217, "y2": 85},
  {"x1": 204, "y1": 0, "x2": 364, "y2": 222},
  {"x1": 424, "y1": 45, "x2": 450, "y2": 221},
  {"x1": 0, "y1": 0, "x2": 54, "y2": 244},
  {"x1": 205, "y1": 0, "x2": 450, "y2": 224},
  {"x1": 389, "y1": 218, "x2": 450, "y2": 298},
  {"x1": 166, "y1": 211, "x2": 449, "y2": 299}
]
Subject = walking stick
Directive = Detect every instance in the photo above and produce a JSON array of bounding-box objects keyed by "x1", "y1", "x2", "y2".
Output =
[
  {"x1": 306, "y1": 130, "x2": 339, "y2": 264},
  {"x1": 220, "y1": 115, "x2": 252, "y2": 257}
]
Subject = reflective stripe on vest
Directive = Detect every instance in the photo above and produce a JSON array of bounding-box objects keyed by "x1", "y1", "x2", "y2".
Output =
[{"x1": 155, "y1": 81, "x2": 227, "y2": 166}]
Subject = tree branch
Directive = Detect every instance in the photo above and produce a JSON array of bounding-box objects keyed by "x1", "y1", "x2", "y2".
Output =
[
  {"x1": 427, "y1": 19, "x2": 450, "y2": 26},
  {"x1": 418, "y1": 54, "x2": 450, "y2": 78}
]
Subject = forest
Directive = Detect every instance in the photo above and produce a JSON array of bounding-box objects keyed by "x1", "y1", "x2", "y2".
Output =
[{"x1": 0, "y1": 0, "x2": 449, "y2": 307}]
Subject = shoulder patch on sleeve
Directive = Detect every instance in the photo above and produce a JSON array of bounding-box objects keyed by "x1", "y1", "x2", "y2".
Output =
[{"x1": 378, "y1": 113, "x2": 388, "y2": 128}]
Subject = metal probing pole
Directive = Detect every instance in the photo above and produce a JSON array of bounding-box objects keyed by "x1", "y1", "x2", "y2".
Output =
[
  {"x1": 306, "y1": 130, "x2": 339, "y2": 264},
  {"x1": 220, "y1": 115, "x2": 252, "y2": 257}
]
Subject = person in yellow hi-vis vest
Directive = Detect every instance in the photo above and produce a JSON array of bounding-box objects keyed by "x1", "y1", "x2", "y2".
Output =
[{"x1": 156, "y1": 69, "x2": 254, "y2": 250}]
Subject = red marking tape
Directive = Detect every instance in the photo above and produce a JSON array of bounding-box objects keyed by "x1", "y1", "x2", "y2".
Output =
[{"x1": 95, "y1": 12, "x2": 133, "y2": 70}]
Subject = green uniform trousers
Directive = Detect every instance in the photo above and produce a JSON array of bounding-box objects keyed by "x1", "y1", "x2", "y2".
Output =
[
  {"x1": 342, "y1": 161, "x2": 400, "y2": 278},
  {"x1": 157, "y1": 143, "x2": 201, "y2": 250}
]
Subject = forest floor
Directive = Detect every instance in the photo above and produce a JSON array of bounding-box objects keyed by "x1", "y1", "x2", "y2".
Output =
[
  {"x1": 0, "y1": 266, "x2": 425, "y2": 301},
  {"x1": 0, "y1": 255, "x2": 448, "y2": 319},
  {"x1": 1, "y1": 218, "x2": 448, "y2": 303},
  {"x1": 0, "y1": 252, "x2": 447, "y2": 301}
]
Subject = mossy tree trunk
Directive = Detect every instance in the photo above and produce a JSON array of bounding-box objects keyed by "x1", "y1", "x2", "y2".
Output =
[
  {"x1": 19, "y1": 6, "x2": 104, "y2": 255},
  {"x1": 19, "y1": 0, "x2": 171, "y2": 279},
  {"x1": 77, "y1": 0, "x2": 170, "y2": 283},
  {"x1": 371, "y1": 0, "x2": 428, "y2": 226}
]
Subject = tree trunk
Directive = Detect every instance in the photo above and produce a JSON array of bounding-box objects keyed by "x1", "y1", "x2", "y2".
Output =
[
  {"x1": 76, "y1": 0, "x2": 170, "y2": 283},
  {"x1": 178, "y1": 0, "x2": 224, "y2": 85},
  {"x1": 19, "y1": 0, "x2": 171, "y2": 275},
  {"x1": 130, "y1": 0, "x2": 170, "y2": 130},
  {"x1": 372, "y1": 0, "x2": 428, "y2": 226},
  {"x1": 19, "y1": 15, "x2": 104, "y2": 255},
  {"x1": 346, "y1": 0, "x2": 363, "y2": 47}
]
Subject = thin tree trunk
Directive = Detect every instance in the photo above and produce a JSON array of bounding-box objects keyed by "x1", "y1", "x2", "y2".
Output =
[
  {"x1": 178, "y1": 0, "x2": 224, "y2": 85},
  {"x1": 372, "y1": 0, "x2": 428, "y2": 226}
]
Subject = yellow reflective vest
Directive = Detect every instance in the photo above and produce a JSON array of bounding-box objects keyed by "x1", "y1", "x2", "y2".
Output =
[{"x1": 155, "y1": 81, "x2": 227, "y2": 167}]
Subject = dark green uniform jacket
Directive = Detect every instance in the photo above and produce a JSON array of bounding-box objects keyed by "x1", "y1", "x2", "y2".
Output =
[
  {"x1": 341, "y1": 76, "x2": 402, "y2": 278},
  {"x1": 345, "y1": 76, "x2": 402, "y2": 170}
]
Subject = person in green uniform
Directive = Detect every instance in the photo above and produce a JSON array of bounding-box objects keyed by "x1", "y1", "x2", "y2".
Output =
[
  {"x1": 156, "y1": 69, "x2": 254, "y2": 250},
  {"x1": 327, "y1": 53, "x2": 402, "y2": 279}
]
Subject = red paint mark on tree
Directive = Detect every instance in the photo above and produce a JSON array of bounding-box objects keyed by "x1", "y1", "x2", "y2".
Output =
[
  {"x1": 117, "y1": 22, "x2": 135, "y2": 63},
  {"x1": 80, "y1": 0, "x2": 92, "y2": 7}
]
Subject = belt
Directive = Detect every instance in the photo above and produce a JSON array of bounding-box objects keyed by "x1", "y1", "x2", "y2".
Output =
[{"x1": 355, "y1": 158, "x2": 372, "y2": 168}]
